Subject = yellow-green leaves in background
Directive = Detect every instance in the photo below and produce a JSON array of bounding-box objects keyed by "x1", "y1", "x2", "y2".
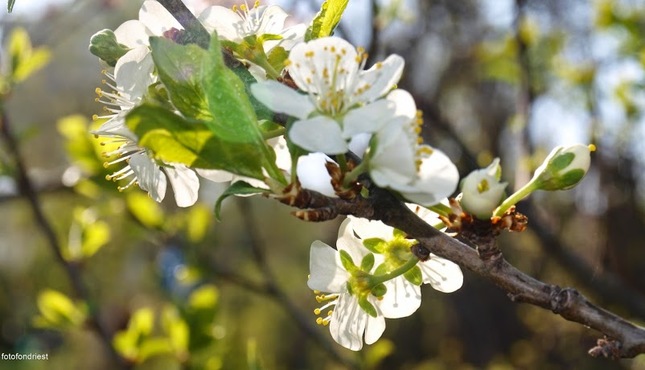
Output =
[
  {"x1": 33, "y1": 289, "x2": 88, "y2": 330},
  {"x1": 63, "y1": 207, "x2": 110, "y2": 261},
  {"x1": 7, "y1": 27, "x2": 51, "y2": 85}
]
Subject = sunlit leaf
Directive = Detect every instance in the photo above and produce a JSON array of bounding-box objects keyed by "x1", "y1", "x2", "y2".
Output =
[
  {"x1": 188, "y1": 285, "x2": 219, "y2": 310},
  {"x1": 186, "y1": 203, "x2": 211, "y2": 243},
  {"x1": 150, "y1": 37, "x2": 211, "y2": 120},
  {"x1": 162, "y1": 305, "x2": 189, "y2": 357},
  {"x1": 305, "y1": 0, "x2": 349, "y2": 41},
  {"x1": 126, "y1": 104, "x2": 268, "y2": 179}
]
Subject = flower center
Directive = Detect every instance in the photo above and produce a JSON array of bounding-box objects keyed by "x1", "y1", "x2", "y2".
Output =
[{"x1": 232, "y1": 1, "x2": 263, "y2": 37}]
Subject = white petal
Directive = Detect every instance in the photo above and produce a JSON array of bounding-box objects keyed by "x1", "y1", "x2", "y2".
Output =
[
  {"x1": 378, "y1": 278, "x2": 421, "y2": 318},
  {"x1": 345, "y1": 216, "x2": 394, "y2": 242},
  {"x1": 114, "y1": 20, "x2": 150, "y2": 48},
  {"x1": 288, "y1": 37, "x2": 358, "y2": 94},
  {"x1": 139, "y1": 0, "x2": 183, "y2": 35},
  {"x1": 342, "y1": 99, "x2": 395, "y2": 138},
  {"x1": 93, "y1": 116, "x2": 138, "y2": 141},
  {"x1": 348, "y1": 133, "x2": 371, "y2": 158},
  {"x1": 272, "y1": 24, "x2": 306, "y2": 51},
  {"x1": 256, "y1": 5, "x2": 288, "y2": 35},
  {"x1": 363, "y1": 301, "x2": 386, "y2": 345},
  {"x1": 198, "y1": 6, "x2": 243, "y2": 41},
  {"x1": 307, "y1": 240, "x2": 349, "y2": 292},
  {"x1": 356, "y1": 54, "x2": 404, "y2": 103},
  {"x1": 329, "y1": 294, "x2": 367, "y2": 351},
  {"x1": 269, "y1": 136, "x2": 292, "y2": 171},
  {"x1": 130, "y1": 153, "x2": 166, "y2": 202},
  {"x1": 250, "y1": 81, "x2": 314, "y2": 119},
  {"x1": 336, "y1": 217, "x2": 375, "y2": 263},
  {"x1": 420, "y1": 255, "x2": 464, "y2": 293},
  {"x1": 114, "y1": 47, "x2": 155, "y2": 101},
  {"x1": 289, "y1": 116, "x2": 347, "y2": 154},
  {"x1": 409, "y1": 148, "x2": 459, "y2": 204},
  {"x1": 297, "y1": 153, "x2": 336, "y2": 197},
  {"x1": 164, "y1": 165, "x2": 199, "y2": 207},
  {"x1": 386, "y1": 89, "x2": 417, "y2": 119},
  {"x1": 196, "y1": 169, "x2": 234, "y2": 182}
]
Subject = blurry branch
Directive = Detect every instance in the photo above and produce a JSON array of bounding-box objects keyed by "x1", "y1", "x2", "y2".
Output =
[
  {"x1": 0, "y1": 110, "x2": 129, "y2": 369},
  {"x1": 236, "y1": 199, "x2": 360, "y2": 370},
  {"x1": 280, "y1": 184, "x2": 645, "y2": 359},
  {"x1": 511, "y1": 0, "x2": 535, "y2": 189},
  {"x1": 0, "y1": 180, "x2": 71, "y2": 204}
]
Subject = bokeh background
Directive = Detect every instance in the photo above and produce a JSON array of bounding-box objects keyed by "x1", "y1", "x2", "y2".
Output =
[{"x1": 1, "y1": 0, "x2": 645, "y2": 369}]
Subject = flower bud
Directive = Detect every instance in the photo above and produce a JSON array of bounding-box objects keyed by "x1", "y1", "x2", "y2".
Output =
[
  {"x1": 531, "y1": 144, "x2": 593, "y2": 191},
  {"x1": 460, "y1": 158, "x2": 507, "y2": 219}
]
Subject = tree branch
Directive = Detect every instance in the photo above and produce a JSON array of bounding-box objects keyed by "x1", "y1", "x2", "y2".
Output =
[
  {"x1": 0, "y1": 110, "x2": 129, "y2": 368},
  {"x1": 279, "y1": 184, "x2": 645, "y2": 359}
]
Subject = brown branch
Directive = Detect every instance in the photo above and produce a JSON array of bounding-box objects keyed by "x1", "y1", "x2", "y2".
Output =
[
  {"x1": 0, "y1": 110, "x2": 129, "y2": 368},
  {"x1": 155, "y1": 0, "x2": 210, "y2": 49},
  {"x1": 279, "y1": 184, "x2": 645, "y2": 359}
]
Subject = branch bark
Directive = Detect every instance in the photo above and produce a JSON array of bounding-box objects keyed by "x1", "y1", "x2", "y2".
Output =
[{"x1": 281, "y1": 184, "x2": 645, "y2": 359}]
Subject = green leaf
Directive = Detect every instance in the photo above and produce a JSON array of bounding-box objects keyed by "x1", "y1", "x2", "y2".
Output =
[
  {"x1": 126, "y1": 104, "x2": 268, "y2": 179},
  {"x1": 403, "y1": 265, "x2": 423, "y2": 286},
  {"x1": 150, "y1": 37, "x2": 212, "y2": 120},
  {"x1": 305, "y1": 0, "x2": 349, "y2": 41},
  {"x1": 202, "y1": 35, "x2": 284, "y2": 182},
  {"x1": 214, "y1": 181, "x2": 266, "y2": 221},
  {"x1": 88, "y1": 29, "x2": 130, "y2": 67},
  {"x1": 188, "y1": 285, "x2": 219, "y2": 310},
  {"x1": 8, "y1": 0, "x2": 15, "y2": 13},
  {"x1": 64, "y1": 207, "x2": 111, "y2": 261},
  {"x1": 162, "y1": 305, "x2": 189, "y2": 355}
]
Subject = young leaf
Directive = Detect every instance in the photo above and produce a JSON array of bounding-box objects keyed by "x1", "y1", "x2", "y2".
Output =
[
  {"x1": 202, "y1": 34, "x2": 285, "y2": 183},
  {"x1": 214, "y1": 181, "x2": 266, "y2": 221},
  {"x1": 126, "y1": 104, "x2": 268, "y2": 180},
  {"x1": 149, "y1": 37, "x2": 211, "y2": 120},
  {"x1": 8, "y1": 0, "x2": 16, "y2": 13},
  {"x1": 305, "y1": 0, "x2": 350, "y2": 41}
]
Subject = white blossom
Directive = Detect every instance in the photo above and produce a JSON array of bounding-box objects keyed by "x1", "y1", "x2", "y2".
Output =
[{"x1": 460, "y1": 158, "x2": 507, "y2": 219}]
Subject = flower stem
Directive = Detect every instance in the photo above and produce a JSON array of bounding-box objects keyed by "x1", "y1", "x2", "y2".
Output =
[
  {"x1": 343, "y1": 159, "x2": 368, "y2": 187},
  {"x1": 370, "y1": 256, "x2": 419, "y2": 286},
  {"x1": 253, "y1": 56, "x2": 281, "y2": 80},
  {"x1": 427, "y1": 203, "x2": 451, "y2": 218},
  {"x1": 262, "y1": 126, "x2": 286, "y2": 140},
  {"x1": 493, "y1": 179, "x2": 540, "y2": 217}
]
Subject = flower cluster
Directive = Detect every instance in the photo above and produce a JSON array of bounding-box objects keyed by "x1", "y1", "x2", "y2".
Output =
[{"x1": 308, "y1": 216, "x2": 463, "y2": 350}]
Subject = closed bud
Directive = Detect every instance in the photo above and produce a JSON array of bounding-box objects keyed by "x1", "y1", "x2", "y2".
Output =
[
  {"x1": 460, "y1": 158, "x2": 507, "y2": 219},
  {"x1": 532, "y1": 144, "x2": 593, "y2": 191}
]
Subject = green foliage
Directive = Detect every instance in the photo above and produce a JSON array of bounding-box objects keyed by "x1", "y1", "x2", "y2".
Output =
[
  {"x1": 185, "y1": 204, "x2": 212, "y2": 243},
  {"x1": 126, "y1": 104, "x2": 269, "y2": 180},
  {"x1": 305, "y1": 0, "x2": 350, "y2": 41},
  {"x1": 361, "y1": 253, "x2": 375, "y2": 272},
  {"x1": 33, "y1": 290, "x2": 88, "y2": 330},
  {"x1": 150, "y1": 37, "x2": 212, "y2": 120},
  {"x1": 7, "y1": 0, "x2": 15, "y2": 13},
  {"x1": 364, "y1": 340, "x2": 395, "y2": 369},
  {"x1": 63, "y1": 207, "x2": 111, "y2": 261},
  {"x1": 214, "y1": 181, "x2": 266, "y2": 221},
  {"x1": 339, "y1": 249, "x2": 355, "y2": 271},
  {"x1": 57, "y1": 115, "x2": 104, "y2": 176},
  {"x1": 6, "y1": 27, "x2": 51, "y2": 85},
  {"x1": 126, "y1": 191, "x2": 165, "y2": 229},
  {"x1": 88, "y1": 29, "x2": 129, "y2": 67}
]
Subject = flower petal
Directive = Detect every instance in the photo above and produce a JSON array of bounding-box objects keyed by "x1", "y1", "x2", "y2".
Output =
[
  {"x1": 256, "y1": 5, "x2": 288, "y2": 35},
  {"x1": 342, "y1": 99, "x2": 395, "y2": 138},
  {"x1": 363, "y1": 301, "x2": 387, "y2": 345},
  {"x1": 130, "y1": 152, "x2": 166, "y2": 202},
  {"x1": 198, "y1": 6, "x2": 243, "y2": 41},
  {"x1": 139, "y1": 0, "x2": 182, "y2": 36},
  {"x1": 289, "y1": 116, "x2": 347, "y2": 154},
  {"x1": 164, "y1": 165, "x2": 199, "y2": 207},
  {"x1": 378, "y1": 278, "x2": 421, "y2": 318},
  {"x1": 329, "y1": 294, "x2": 367, "y2": 351},
  {"x1": 308, "y1": 240, "x2": 349, "y2": 292},
  {"x1": 356, "y1": 54, "x2": 404, "y2": 103},
  {"x1": 114, "y1": 20, "x2": 150, "y2": 48},
  {"x1": 114, "y1": 47, "x2": 155, "y2": 101},
  {"x1": 251, "y1": 81, "x2": 314, "y2": 119},
  {"x1": 297, "y1": 153, "x2": 336, "y2": 197},
  {"x1": 420, "y1": 255, "x2": 463, "y2": 293}
]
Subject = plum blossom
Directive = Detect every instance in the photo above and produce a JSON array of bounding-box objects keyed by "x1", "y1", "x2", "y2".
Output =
[
  {"x1": 308, "y1": 216, "x2": 463, "y2": 350},
  {"x1": 251, "y1": 36, "x2": 404, "y2": 154},
  {"x1": 460, "y1": 158, "x2": 507, "y2": 219},
  {"x1": 368, "y1": 90, "x2": 459, "y2": 206}
]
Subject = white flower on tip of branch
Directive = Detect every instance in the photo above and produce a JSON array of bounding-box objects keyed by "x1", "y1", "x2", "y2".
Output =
[{"x1": 459, "y1": 158, "x2": 507, "y2": 219}]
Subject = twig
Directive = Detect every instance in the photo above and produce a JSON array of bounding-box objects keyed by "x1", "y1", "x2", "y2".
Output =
[
  {"x1": 236, "y1": 198, "x2": 359, "y2": 370},
  {"x1": 156, "y1": 0, "x2": 210, "y2": 48},
  {"x1": 280, "y1": 185, "x2": 645, "y2": 359},
  {"x1": 0, "y1": 110, "x2": 129, "y2": 368}
]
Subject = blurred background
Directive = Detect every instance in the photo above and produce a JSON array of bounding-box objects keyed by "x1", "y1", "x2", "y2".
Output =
[{"x1": 1, "y1": 0, "x2": 645, "y2": 369}]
